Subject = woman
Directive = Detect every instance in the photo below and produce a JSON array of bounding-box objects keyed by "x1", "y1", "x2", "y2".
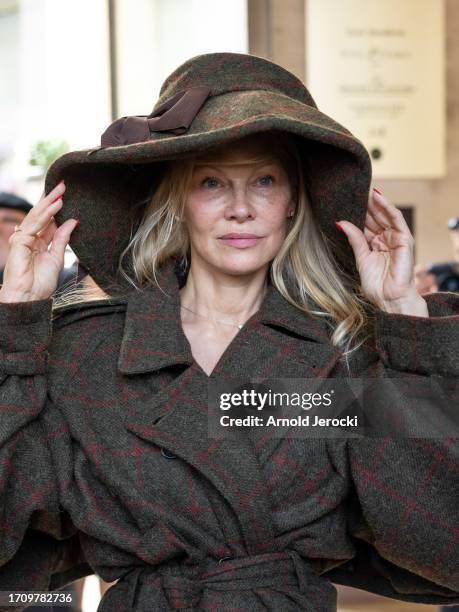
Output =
[{"x1": 0, "y1": 53, "x2": 457, "y2": 611}]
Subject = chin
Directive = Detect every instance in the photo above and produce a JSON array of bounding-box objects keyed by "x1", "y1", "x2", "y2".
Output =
[
  {"x1": 219, "y1": 266, "x2": 262, "y2": 277},
  {"x1": 210, "y1": 254, "x2": 273, "y2": 277}
]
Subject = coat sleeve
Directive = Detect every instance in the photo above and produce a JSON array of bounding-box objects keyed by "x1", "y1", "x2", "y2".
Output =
[
  {"x1": 372, "y1": 291, "x2": 459, "y2": 377},
  {"x1": 0, "y1": 299, "x2": 92, "y2": 610},
  {"x1": 325, "y1": 291, "x2": 459, "y2": 604}
]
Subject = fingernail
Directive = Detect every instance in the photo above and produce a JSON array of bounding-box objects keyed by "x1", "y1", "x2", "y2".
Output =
[
  {"x1": 373, "y1": 187, "x2": 382, "y2": 195},
  {"x1": 335, "y1": 222, "x2": 345, "y2": 233}
]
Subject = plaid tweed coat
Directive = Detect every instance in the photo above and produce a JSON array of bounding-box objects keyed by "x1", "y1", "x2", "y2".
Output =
[{"x1": 0, "y1": 256, "x2": 458, "y2": 611}]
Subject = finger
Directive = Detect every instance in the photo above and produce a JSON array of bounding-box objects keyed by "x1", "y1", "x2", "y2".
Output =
[
  {"x1": 364, "y1": 209, "x2": 382, "y2": 233},
  {"x1": 363, "y1": 226, "x2": 377, "y2": 242},
  {"x1": 37, "y1": 216, "x2": 58, "y2": 247},
  {"x1": 337, "y1": 220, "x2": 371, "y2": 264},
  {"x1": 368, "y1": 197, "x2": 394, "y2": 230},
  {"x1": 44, "y1": 181, "x2": 66, "y2": 204},
  {"x1": 8, "y1": 230, "x2": 39, "y2": 252},
  {"x1": 48, "y1": 219, "x2": 79, "y2": 262},
  {"x1": 365, "y1": 194, "x2": 387, "y2": 233},
  {"x1": 370, "y1": 198, "x2": 414, "y2": 250},
  {"x1": 16, "y1": 182, "x2": 66, "y2": 235},
  {"x1": 372, "y1": 196, "x2": 405, "y2": 228},
  {"x1": 371, "y1": 190, "x2": 411, "y2": 234},
  {"x1": 18, "y1": 198, "x2": 64, "y2": 236},
  {"x1": 32, "y1": 182, "x2": 65, "y2": 213}
]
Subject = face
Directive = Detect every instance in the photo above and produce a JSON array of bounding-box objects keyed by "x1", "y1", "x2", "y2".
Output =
[
  {"x1": 182, "y1": 138, "x2": 295, "y2": 276},
  {"x1": 0, "y1": 207, "x2": 26, "y2": 269}
]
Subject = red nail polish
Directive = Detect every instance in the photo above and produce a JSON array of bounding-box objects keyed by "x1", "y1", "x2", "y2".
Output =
[
  {"x1": 373, "y1": 187, "x2": 382, "y2": 195},
  {"x1": 335, "y1": 222, "x2": 345, "y2": 233}
]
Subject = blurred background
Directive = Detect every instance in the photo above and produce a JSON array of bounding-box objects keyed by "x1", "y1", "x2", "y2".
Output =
[{"x1": 0, "y1": 0, "x2": 457, "y2": 610}]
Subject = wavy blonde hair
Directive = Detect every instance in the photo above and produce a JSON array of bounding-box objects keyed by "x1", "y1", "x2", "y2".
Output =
[{"x1": 53, "y1": 132, "x2": 373, "y2": 359}]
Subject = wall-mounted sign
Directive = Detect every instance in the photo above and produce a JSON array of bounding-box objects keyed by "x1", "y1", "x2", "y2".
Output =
[{"x1": 305, "y1": 0, "x2": 445, "y2": 178}]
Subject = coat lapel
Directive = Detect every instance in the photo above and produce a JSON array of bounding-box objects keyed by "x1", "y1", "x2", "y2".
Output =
[
  {"x1": 119, "y1": 259, "x2": 343, "y2": 554},
  {"x1": 118, "y1": 258, "x2": 342, "y2": 377},
  {"x1": 117, "y1": 259, "x2": 194, "y2": 374}
]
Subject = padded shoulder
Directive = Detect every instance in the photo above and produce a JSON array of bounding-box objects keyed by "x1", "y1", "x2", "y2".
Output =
[
  {"x1": 52, "y1": 297, "x2": 128, "y2": 330},
  {"x1": 48, "y1": 298, "x2": 129, "y2": 397}
]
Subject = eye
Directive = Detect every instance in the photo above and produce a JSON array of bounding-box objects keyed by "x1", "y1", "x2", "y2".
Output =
[
  {"x1": 201, "y1": 176, "x2": 220, "y2": 189},
  {"x1": 257, "y1": 175, "x2": 275, "y2": 186}
]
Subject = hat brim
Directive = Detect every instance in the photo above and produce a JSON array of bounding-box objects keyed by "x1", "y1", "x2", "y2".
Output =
[{"x1": 45, "y1": 90, "x2": 372, "y2": 295}]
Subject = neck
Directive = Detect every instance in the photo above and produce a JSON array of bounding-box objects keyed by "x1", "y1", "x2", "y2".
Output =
[{"x1": 179, "y1": 261, "x2": 269, "y2": 325}]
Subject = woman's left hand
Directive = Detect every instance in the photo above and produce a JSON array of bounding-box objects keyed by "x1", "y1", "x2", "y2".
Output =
[{"x1": 336, "y1": 188, "x2": 428, "y2": 316}]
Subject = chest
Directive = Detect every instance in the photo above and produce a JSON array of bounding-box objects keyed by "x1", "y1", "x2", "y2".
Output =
[
  {"x1": 51, "y1": 314, "x2": 351, "y2": 537},
  {"x1": 55, "y1": 356, "x2": 351, "y2": 554},
  {"x1": 180, "y1": 319, "x2": 242, "y2": 376}
]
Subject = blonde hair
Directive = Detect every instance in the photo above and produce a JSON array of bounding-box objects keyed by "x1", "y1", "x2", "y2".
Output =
[{"x1": 52, "y1": 132, "x2": 373, "y2": 362}]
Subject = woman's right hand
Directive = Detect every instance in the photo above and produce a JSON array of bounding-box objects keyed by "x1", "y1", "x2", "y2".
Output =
[{"x1": 0, "y1": 181, "x2": 79, "y2": 303}]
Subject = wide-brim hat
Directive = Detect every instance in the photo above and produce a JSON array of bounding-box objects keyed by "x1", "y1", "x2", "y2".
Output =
[{"x1": 45, "y1": 52, "x2": 372, "y2": 295}]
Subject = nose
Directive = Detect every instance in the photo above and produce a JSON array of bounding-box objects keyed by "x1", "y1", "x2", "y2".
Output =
[{"x1": 223, "y1": 186, "x2": 254, "y2": 221}]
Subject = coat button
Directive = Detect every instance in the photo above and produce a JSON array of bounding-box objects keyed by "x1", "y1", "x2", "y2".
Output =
[{"x1": 161, "y1": 448, "x2": 177, "y2": 459}]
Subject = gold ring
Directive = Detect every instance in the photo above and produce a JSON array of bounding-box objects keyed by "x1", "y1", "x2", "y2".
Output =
[{"x1": 13, "y1": 224, "x2": 38, "y2": 238}]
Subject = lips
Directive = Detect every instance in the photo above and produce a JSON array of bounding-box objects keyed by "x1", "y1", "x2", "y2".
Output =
[
  {"x1": 219, "y1": 233, "x2": 262, "y2": 248},
  {"x1": 220, "y1": 233, "x2": 260, "y2": 239}
]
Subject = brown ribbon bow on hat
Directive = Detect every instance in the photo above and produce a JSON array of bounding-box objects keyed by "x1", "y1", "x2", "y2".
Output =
[{"x1": 101, "y1": 86, "x2": 211, "y2": 147}]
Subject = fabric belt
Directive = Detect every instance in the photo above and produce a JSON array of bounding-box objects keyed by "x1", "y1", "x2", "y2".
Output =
[{"x1": 99, "y1": 550, "x2": 337, "y2": 611}]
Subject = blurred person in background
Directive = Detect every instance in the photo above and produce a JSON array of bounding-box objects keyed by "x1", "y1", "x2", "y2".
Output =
[
  {"x1": 0, "y1": 193, "x2": 30, "y2": 277},
  {"x1": 415, "y1": 217, "x2": 459, "y2": 294},
  {"x1": 0, "y1": 191, "x2": 79, "y2": 291}
]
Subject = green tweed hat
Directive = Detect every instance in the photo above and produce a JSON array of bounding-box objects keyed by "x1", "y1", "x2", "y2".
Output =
[{"x1": 45, "y1": 52, "x2": 372, "y2": 295}]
